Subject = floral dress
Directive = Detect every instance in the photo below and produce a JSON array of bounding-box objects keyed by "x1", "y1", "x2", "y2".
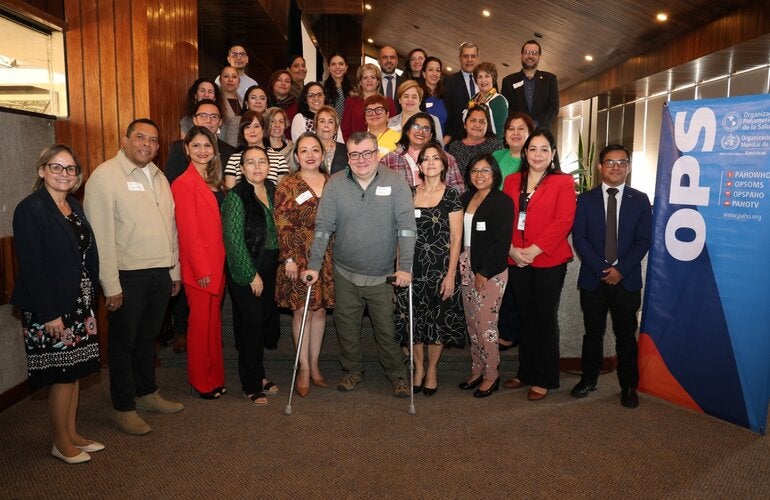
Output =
[
  {"x1": 22, "y1": 211, "x2": 100, "y2": 389},
  {"x1": 395, "y1": 188, "x2": 466, "y2": 346}
]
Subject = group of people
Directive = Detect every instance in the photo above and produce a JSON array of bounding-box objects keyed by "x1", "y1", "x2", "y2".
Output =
[{"x1": 11, "y1": 38, "x2": 652, "y2": 465}]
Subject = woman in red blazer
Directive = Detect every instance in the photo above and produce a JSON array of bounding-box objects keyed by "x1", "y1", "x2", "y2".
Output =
[
  {"x1": 502, "y1": 129, "x2": 576, "y2": 401},
  {"x1": 171, "y1": 126, "x2": 227, "y2": 399}
]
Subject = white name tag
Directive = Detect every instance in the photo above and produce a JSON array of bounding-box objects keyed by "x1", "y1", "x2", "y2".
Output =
[
  {"x1": 414, "y1": 209, "x2": 421, "y2": 218},
  {"x1": 476, "y1": 221, "x2": 486, "y2": 231},
  {"x1": 295, "y1": 190, "x2": 313, "y2": 205},
  {"x1": 127, "y1": 181, "x2": 145, "y2": 192},
  {"x1": 517, "y1": 212, "x2": 527, "y2": 230},
  {"x1": 513, "y1": 80, "x2": 524, "y2": 89},
  {"x1": 376, "y1": 186, "x2": 392, "y2": 196},
  {"x1": 425, "y1": 101, "x2": 434, "y2": 109}
]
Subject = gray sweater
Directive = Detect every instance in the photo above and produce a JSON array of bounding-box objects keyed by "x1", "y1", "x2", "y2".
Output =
[{"x1": 308, "y1": 165, "x2": 416, "y2": 280}]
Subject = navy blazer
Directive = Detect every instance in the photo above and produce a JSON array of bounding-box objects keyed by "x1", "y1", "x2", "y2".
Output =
[
  {"x1": 442, "y1": 71, "x2": 472, "y2": 141},
  {"x1": 572, "y1": 185, "x2": 652, "y2": 291},
  {"x1": 461, "y1": 189, "x2": 514, "y2": 279},
  {"x1": 11, "y1": 188, "x2": 99, "y2": 323},
  {"x1": 501, "y1": 69, "x2": 559, "y2": 130}
]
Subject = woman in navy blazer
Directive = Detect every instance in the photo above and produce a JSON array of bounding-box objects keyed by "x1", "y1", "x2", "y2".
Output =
[
  {"x1": 458, "y1": 153, "x2": 514, "y2": 397},
  {"x1": 11, "y1": 145, "x2": 102, "y2": 463},
  {"x1": 502, "y1": 129, "x2": 576, "y2": 400},
  {"x1": 171, "y1": 127, "x2": 227, "y2": 399}
]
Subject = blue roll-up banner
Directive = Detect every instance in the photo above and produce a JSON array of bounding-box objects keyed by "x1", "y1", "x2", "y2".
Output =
[{"x1": 640, "y1": 94, "x2": 770, "y2": 434}]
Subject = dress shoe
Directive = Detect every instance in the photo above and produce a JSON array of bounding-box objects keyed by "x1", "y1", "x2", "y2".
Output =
[
  {"x1": 195, "y1": 389, "x2": 221, "y2": 400},
  {"x1": 76, "y1": 441, "x2": 105, "y2": 453},
  {"x1": 310, "y1": 376, "x2": 328, "y2": 388},
  {"x1": 527, "y1": 387, "x2": 549, "y2": 401},
  {"x1": 498, "y1": 340, "x2": 518, "y2": 352},
  {"x1": 111, "y1": 410, "x2": 152, "y2": 435},
  {"x1": 473, "y1": 378, "x2": 500, "y2": 398},
  {"x1": 295, "y1": 383, "x2": 310, "y2": 397},
  {"x1": 621, "y1": 387, "x2": 639, "y2": 408},
  {"x1": 503, "y1": 377, "x2": 525, "y2": 389},
  {"x1": 136, "y1": 390, "x2": 184, "y2": 414},
  {"x1": 51, "y1": 444, "x2": 91, "y2": 464},
  {"x1": 423, "y1": 386, "x2": 437, "y2": 397},
  {"x1": 570, "y1": 381, "x2": 598, "y2": 398},
  {"x1": 458, "y1": 376, "x2": 483, "y2": 390}
]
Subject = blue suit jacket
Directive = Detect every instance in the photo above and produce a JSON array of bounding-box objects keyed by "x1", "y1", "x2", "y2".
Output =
[{"x1": 572, "y1": 184, "x2": 651, "y2": 291}]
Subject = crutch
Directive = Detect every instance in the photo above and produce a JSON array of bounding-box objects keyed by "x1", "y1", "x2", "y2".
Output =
[
  {"x1": 389, "y1": 275, "x2": 416, "y2": 415},
  {"x1": 284, "y1": 280, "x2": 313, "y2": 416}
]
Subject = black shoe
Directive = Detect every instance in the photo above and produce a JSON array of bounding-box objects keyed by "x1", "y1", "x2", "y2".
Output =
[
  {"x1": 423, "y1": 386, "x2": 437, "y2": 397},
  {"x1": 458, "y1": 376, "x2": 483, "y2": 390},
  {"x1": 473, "y1": 378, "x2": 500, "y2": 398},
  {"x1": 498, "y1": 340, "x2": 519, "y2": 352},
  {"x1": 570, "y1": 381, "x2": 598, "y2": 398},
  {"x1": 412, "y1": 384, "x2": 423, "y2": 394},
  {"x1": 196, "y1": 389, "x2": 221, "y2": 400},
  {"x1": 621, "y1": 387, "x2": 639, "y2": 408}
]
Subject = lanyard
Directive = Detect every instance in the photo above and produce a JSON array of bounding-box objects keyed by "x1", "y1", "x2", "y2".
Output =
[{"x1": 518, "y1": 171, "x2": 548, "y2": 213}]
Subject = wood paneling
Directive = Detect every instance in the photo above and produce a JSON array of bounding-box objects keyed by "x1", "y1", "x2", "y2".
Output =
[{"x1": 0, "y1": 236, "x2": 18, "y2": 306}]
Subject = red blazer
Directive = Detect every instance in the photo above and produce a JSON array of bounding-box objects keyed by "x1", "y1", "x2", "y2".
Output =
[
  {"x1": 502, "y1": 171, "x2": 575, "y2": 268},
  {"x1": 171, "y1": 164, "x2": 226, "y2": 294}
]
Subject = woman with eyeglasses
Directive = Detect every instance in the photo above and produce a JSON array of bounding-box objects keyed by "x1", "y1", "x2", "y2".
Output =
[
  {"x1": 291, "y1": 82, "x2": 334, "y2": 142},
  {"x1": 362, "y1": 94, "x2": 401, "y2": 158},
  {"x1": 420, "y1": 56, "x2": 448, "y2": 142},
  {"x1": 222, "y1": 146, "x2": 281, "y2": 406},
  {"x1": 458, "y1": 154, "x2": 514, "y2": 398},
  {"x1": 12, "y1": 145, "x2": 102, "y2": 463},
  {"x1": 387, "y1": 80, "x2": 443, "y2": 139},
  {"x1": 340, "y1": 63, "x2": 396, "y2": 141},
  {"x1": 464, "y1": 61, "x2": 508, "y2": 141},
  {"x1": 502, "y1": 129, "x2": 576, "y2": 401},
  {"x1": 393, "y1": 143, "x2": 465, "y2": 397},
  {"x1": 241, "y1": 85, "x2": 269, "y2": 115},
  {"x1": 323, "y1": 52, "x2": 354, "y2": 121},
  {"x1": 224, "y1": 111, "x2": 290, "y2": 189},
  {"x1": 380, "y1": 112, "x2": 465, "y2": 194},
  {"x1": 314, "y1": 105, "x2": 348, "y2": 174},
  {"x1": 447, "y1": 106, "x2": 502, "y2": 177},
  {"x1": 275, "y1": 133, "x2": 335, "y2": 397}
]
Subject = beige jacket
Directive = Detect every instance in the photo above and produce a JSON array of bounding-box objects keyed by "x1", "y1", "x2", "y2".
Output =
[{"x1": 84, "y1": 149, "x2": 180, "y2": 296}]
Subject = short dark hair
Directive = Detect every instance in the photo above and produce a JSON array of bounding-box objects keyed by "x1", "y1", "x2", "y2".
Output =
[
  {"x1": 293, "y1": 132, "x2": 328, "y2": 174},
  {"x1": 126, "y1": 118, "x2": 158, "y2": 138},
  {"x1": 521, "y1": 40, "x2": 542, "y2": 54},
  {"x1": 194, "y1": 99, "x2": 223, "y2": 117},
  {"x1": 397, "y1": 112, "x2": 436, "y2": 150},
  {"x1": 416, "y1": 143, "x2": 448, "y2": 182},
  {"x1": 599, "y1": 144, "x2": 630, "y2": 164},
  {"x1": 185, "y1": 78, "x2": 223, "y2": 116},
  {"x1": 420, "y1": 56, "x2": 444, "y2": 98},
  {"x1": 473, "y1": 61, "x2": 498, "y2": 88},
  {"x1": 463, "y1": 106, "x2": 496, "y2": 139},
  {"x1": 520, "y1": 128, "x2": 562, "y2": 173},
  {"x1": 287, "y1": 54, "x2": 305, "y2": 68},
  {"x1": 348, "y1": 131, "x2": 377, "y2": 149},
  {"x1": 241, "y1": 85, "x2": 268, "y2": 114},
  {"x1": 502, "y1": 112, "x2": 535, "y2": 148},
  {"x1": 464, "y1": 153, "x2": 502, "y2": 192},
  {"x1": 363, "y1": 94, "x2": 390, "y2": 116},
  {"x1": 238, "y1": 110, "x2": 267, "y2": 148}
]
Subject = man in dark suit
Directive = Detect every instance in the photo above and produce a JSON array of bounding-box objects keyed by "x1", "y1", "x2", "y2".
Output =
[
  {"x1": 570, "y1": 144, "x2": 652, "y2": 408},
  {"x1": 501, "y1": 40, "x2": 559, "y2": 130},
  {"x1": 378, "y1": 45, "x2": 405, "y2": 112},
  {"x1": 442, "y1": 42, "x2": 479, "y2": 143}
]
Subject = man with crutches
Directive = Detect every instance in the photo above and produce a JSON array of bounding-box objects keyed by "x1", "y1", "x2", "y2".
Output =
[{"x1": 304, "y1": 131, "x2": 416, "y2": 399}]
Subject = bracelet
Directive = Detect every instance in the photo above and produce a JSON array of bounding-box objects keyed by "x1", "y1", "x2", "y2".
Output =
[{"x1": 285, "y1": 258, "x2": 295, "y2": 264}]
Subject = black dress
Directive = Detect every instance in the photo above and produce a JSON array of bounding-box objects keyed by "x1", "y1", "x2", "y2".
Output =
[
  {"x1": 21, "y1": 211, "x2": 100, "y2": 389},
  {"x1": 395, "y1": 188, "x2": 466, "y2": 346}
]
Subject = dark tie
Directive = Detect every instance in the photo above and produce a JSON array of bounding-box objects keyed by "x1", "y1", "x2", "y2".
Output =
[
  {"x1": 385, "y1": 76, "x2": 394, "y2": 100},
  {"x1": 605, "y1": 188, "x2": 618, "y2": 264},
  {"x1": 468, "y1": 75, "x2": 476, "y2": 96}
]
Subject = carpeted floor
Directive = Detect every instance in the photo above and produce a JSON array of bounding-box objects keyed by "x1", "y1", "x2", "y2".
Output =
[{"x1": 1, "y1": 309, "x2": 768, "y2": 499}]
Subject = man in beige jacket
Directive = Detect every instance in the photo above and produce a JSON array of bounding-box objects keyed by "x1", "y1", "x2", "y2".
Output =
[{"x1": 85, "y1": 118, "x2": 184, "y2": 435}]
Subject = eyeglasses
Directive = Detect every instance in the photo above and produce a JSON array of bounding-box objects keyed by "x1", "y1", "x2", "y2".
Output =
[
  {"x1": 410, "y1": 124, "x2": 432, "y2": 133},
  {"x1": 307, "y1": 92, "x2": 324, "y2": 99},
  {"x1": 523, "y1": 50, "x2": 540, "y2": 56},
  {"x1": 470, "y1": 168, "x2": 493, "y2": 176},
  {"x1": 364, "y1": 107, "x2": 386, "y2": 116},
  {"x1": 195, "y1": 112, "x2": 221, "y2": 121},
  {"x1": 46, "y1": 163, "x2": 81, "y2": 176},
  {"x1": 348, "y1": 150, "x2": 378, "y2": 160},
  {"x1": 229, "y1": 51, "x2": 247, "y2": 58},
  {"x1": 602, "y1": 159, "x2": 630, "y2": 168}
]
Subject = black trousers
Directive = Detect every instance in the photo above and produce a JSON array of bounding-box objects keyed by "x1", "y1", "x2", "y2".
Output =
[
  {"x1": 498, "y1": 263, "x2": 520, "y2": 343},
  {"x1": 108, "y1": 268, "x2": 171, "y2": 411},
  {"x1": 579, "y1": 283, "x2": 641, "y2": 389},
  {"x1": 510, "y1": 263, "x2": 567, "y2": 389},
  {"x1": 226, "y1": 251, "x2": 279, "y2": 395}
]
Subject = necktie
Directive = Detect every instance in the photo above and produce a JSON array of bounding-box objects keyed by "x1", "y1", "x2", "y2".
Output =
[
  {"x1": 468, "y1": 74, "x2": 476, "y2": 97},
  {"x1": 385, "y1": 76, "x2": 394, "y2": 100},
  {"x1": 605, "y1": 187, "x2": 618, "y2": 264}
]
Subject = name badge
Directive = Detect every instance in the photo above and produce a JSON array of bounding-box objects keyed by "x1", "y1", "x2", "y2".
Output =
[
  {"x1": 127, "y1": 181, "x2": 145, "y2": 192},
  {"x1": 376, "y1": 186, "x2": 392, "y2": 196},
  {"x1": 295, "y1": 190, "x2": 313, "y2": 205},
  {"x1": 425, "y1": 101, "x2": 434, "y2": 109},
  {"x1": 517, "y1": 212, "x2": 527, "y2": 230},
  {"x1": 476, "y1": 221, "x2": 486, "y2": 231},
  {"x1": 513, "y1": 80, "x2": 524, "y2": 89},
  {"x1": 414, "y1": 209, "x2": 421, "y2": 218}
]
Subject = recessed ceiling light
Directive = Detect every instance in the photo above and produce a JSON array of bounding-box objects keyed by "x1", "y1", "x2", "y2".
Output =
[
  {"x1": 585, "y1": 55, "x2": 593, "y2": 61},
  {"x1": 365, "y1": 4, "x2": 372, "y2": 10},
  {"x1": 656, "y1": 12, "x2": 668, "y2": 21},
  {"x1": 482, "y1": 10, "x2": 490, "y2": 17},
  {"x1": 367, "y1": 38, "x2": 374, "y2": 44},
  {"x1": 446, "y1": 66, "x2": 453, "y2": 71}
]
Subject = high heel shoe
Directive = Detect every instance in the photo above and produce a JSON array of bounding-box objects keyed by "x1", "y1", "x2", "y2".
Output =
[
  {"x1": 423, "y1": 385, "x2": 437, "y2": 397},
  {"x1": 310, "y1": 375, "x2": 328, "y2": 388},
  {"x1": 191, "y1": 386, "x2": 221, "y2": 400},
  {"x1": 473, "y1": 377, "x2": 500, "y2": 398},
  {"x1": 295, "y1": 370, "x2": 310, "y2": 397},
  {"x1": 458, "y1": 376, "x2": 483, "y2": 390},
  {"x1": 52, "y1": 444, "x2": 91, "y2": 464}
]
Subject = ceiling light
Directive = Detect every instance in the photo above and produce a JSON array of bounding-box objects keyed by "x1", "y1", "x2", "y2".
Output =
[
  {"x1": 482, "y1": 10, "x2": 490, "y2": 17},
  {"x1": 365, "y1": 4, "x2": 372, "y2": 10},
  {"x1": 584, "y1": 55, "x2": 593, "y2": 62},
  {"x1": 367, "y1": 38, "x2": 373, "y2": 44},
  {"x1": 446, "y1": 66, "x2": 452, "y2": 71},
  {"x1": 656, "y1": 12, "x2": 668, "y2": 21}
]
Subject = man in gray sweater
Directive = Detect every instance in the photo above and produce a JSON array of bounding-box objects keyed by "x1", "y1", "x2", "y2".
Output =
[{"x1": 305, "y1": 131, "x2": 416, "y2": 397}]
